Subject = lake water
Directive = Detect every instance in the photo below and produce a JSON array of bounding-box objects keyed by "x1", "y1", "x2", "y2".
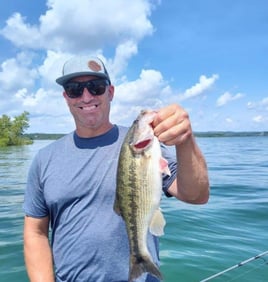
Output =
[{"x1": 0, "y1": 137, "x2": 267, "y2": 282}]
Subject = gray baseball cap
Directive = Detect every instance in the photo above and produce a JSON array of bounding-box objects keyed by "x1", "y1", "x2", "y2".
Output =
[{"x1": 56, "y1": 56, "x2": 110, "y2": 85}]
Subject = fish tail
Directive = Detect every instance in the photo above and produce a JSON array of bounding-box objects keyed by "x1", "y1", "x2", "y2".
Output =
[{"x1": 129, "y1": 254, "x2": 163, "y2": 282}]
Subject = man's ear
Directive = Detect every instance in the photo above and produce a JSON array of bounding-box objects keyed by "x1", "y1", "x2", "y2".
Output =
[{"x1": 108, "y1": 85, "x2": 115, "y2": 101}]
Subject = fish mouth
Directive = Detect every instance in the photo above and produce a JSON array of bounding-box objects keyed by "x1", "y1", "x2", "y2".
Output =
[
  {"x1": 130, "y1": 138, "x2": 153, "y2": 153},
  {"x1": 133, "y1": 139, "x2": 152, "y2": 149}
]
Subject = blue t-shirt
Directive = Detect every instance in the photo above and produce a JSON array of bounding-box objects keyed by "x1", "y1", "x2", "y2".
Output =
[{"x1": 23, "y1": 125, "x2": 177, "y2": 282}]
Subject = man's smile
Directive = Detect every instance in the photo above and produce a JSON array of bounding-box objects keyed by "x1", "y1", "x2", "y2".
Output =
[{"x1": 78, "y1": 104, "x2": 99, "y2": 111}]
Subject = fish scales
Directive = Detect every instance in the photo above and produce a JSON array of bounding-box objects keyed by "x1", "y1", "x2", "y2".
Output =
[
  {"x1": 123, "y1": 154, "x2": 157, "y2": 250},
  {"x1": 114, "y1": 110, "x2": 167, "y2": 282}
]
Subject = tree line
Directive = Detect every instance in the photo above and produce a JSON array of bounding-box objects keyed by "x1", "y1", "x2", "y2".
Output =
[
  {"x1": 0, "y1": 111, "x2": 33, "y2": 147},
  {"x1": 1, "y1": 112, "x2": 267, "y2": 147}
]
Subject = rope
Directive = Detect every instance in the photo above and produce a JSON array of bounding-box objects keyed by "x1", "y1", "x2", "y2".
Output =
[{"x1": 199, "y1": 250, "x2": 268, "y2": 282}]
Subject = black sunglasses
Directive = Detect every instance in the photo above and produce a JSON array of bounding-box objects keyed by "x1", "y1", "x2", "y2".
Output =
[{"x1": 63, "y1": 79, "x2": 110, "y2": 98}]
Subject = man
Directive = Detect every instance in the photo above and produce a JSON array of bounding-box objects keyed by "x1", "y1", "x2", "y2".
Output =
[{"x1": 23, "y1": 56, "x2": 209, "y2": 282}]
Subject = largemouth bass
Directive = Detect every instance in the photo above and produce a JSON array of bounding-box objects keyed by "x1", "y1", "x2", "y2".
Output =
[{"x1": 114, "y1": 110, "x2": 170, "y2": 282}]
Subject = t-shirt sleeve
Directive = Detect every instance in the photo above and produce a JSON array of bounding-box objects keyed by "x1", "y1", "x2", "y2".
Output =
[
  {"x1": 23, "y1": 153, "x2": 49, "y2": 218},
  {"x1": 161, "y1": 144, "x2": 177, "y2": 197}
]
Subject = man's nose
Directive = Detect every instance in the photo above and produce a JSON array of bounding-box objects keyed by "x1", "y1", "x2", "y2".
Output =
[{"x1": 81, "y1": 87, "x2": 94, "y2": 101}]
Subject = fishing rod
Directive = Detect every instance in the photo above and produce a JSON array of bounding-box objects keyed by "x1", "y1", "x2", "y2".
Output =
[{"x1": 200, "y1": 250, "x2": 268, "y2": 282}]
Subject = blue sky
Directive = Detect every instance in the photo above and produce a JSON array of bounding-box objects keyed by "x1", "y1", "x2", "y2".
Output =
[{"x1": 0, "y1": 0, "x2": 267, "y2": 133}]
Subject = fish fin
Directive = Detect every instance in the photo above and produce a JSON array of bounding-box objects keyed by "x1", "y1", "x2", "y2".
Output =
[
  {"x1": 129, "y1": 254, "x2": 163, "y2": 282},
  {"x1": 159, "y1": 157, "x2": 171, "y2": 176},
  {"x1": 149, "y1": 209, "x2": 166, "y2": 236}
]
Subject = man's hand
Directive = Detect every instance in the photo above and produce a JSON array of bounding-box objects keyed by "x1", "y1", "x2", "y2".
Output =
[{"x1": 152, "y1": 104, "x2": 192, "y2": 146}]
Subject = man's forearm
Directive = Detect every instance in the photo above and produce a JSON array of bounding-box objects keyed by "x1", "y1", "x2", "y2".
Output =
[
  {"x1": 24, "y1": 234, "x2": 55, "y2": 282},
  {"x1": 175, "y1": 134, "x2": 209, "y2": 203}
]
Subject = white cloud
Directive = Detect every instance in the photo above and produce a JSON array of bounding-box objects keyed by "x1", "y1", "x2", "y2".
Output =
[
  {"x1": 116, "y1": 69, "x2": 165, "y2": 103},
  {"x1": 225, "y1": 117, "x2": 233, "y2": 123},
  {"x1": 108, "y1": 40, "x2": 138, "y2": 82},
  {"x1": 111, "y1": 69, "x2": 172, "y2": 125},
  {"x1": 0, "y1": 0, "x2": 157, "y2": 53},
  {"x1": 252, "y1": 115, "x2": 264, "y2": 123},
  {"x1": 14, "y1": 87, "x2": 68, "y2": 115},
  {"x1": 261, "y1": 97, "x2": 268, "y2": 104},
  {"x1": 4, "y1": 1, "x2": 262, "y2": 133},
  {"x1": 0, "y1": 53, "x2": 38, "y2": 93},
  {"x1": 247, "y1": 96, "x2": 268, "y2": 111},
  {"x1": 216, "y1": 91, "x2": 244, "y2": 107},
  {"x1": 0, "y1": 13, "x2": 41, "y2": 49},
  {"x1": 38, "y1": 50, "x2": 68, "y2": 87},
  {"x1": 178, "y1": 74, "x2": 219, "y2": 101},
  {"x1": 247, "y1": 101, "x2": 255, "y2": 109},
  {"x1": 0, "y1": 0, "x2": 161, "y2": 132},
  {"x1": 15, "y1": 88, "x2": 46, "y2": 107}
]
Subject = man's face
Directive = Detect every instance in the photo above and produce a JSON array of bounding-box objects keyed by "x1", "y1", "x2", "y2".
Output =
[{"x1": 63, "y1": 75, "x2": 114, "y2": 137}]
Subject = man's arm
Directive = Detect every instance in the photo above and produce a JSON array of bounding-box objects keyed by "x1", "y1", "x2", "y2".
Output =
[
  {"x1": 153, "y1": 104, "x2": 209, "y2": 204},
  {"x1": 24, "y1": 216, "x2": 55, "y2": 282},
  {"x1": 168, "y1": 134, "x2": 209, "y2": 203}
]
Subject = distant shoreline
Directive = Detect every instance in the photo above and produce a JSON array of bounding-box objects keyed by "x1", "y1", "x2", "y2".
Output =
[
  {"x1": 25, "y1": 131, "x2": 268, "y2": 140},
  {"x1": 195, "y1": 131, "x2": 268, "y2": 137}
]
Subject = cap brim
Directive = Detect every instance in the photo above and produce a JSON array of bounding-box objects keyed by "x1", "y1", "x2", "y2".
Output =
[{"x1": 56, "y1": 71, "x2": 109, "y2": 85}]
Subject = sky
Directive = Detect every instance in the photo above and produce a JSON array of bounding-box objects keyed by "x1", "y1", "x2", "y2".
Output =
[{"x1": 0, "y1": 0, "x2": 267, "y2": 133}]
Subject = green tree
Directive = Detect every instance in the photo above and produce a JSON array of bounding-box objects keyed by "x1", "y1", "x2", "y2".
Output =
[
  {"x1": 0, "y1": 115, "x2": 12, "y2": 146},
  {"x1": 0, "y1": 111, "x2": 33, "y2": 146}
]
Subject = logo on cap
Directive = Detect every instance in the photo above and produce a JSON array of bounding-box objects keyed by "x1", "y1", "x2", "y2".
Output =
[{"x1": 88, "y1": 60, "x2": 102, "y2": 72}]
